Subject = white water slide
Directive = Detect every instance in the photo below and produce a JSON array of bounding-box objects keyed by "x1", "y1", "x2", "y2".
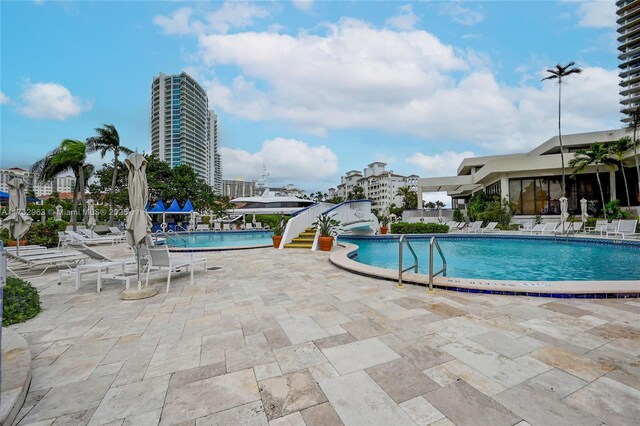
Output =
[{"x1": 280, "y1": 200, "x2": 378, "y2": 250}]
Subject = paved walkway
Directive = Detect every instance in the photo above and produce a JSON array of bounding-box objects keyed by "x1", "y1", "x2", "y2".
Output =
[{"x1": 8, "y1": 244, "x2": 640, "y2": 425}]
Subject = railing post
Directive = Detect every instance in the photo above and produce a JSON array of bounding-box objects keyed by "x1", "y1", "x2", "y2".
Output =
[
  {"x1": 397, "y1": 235, "x2": 405, "y2": 289},
  {"x1": 428, "y1": 238, "x2": 434, "y2": 293}
]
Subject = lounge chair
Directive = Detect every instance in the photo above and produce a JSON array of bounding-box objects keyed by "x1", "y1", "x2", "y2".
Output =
[
  {"x1": 6, "y1": 249, "x2": 88, "y2": 276},
  {"x1": 196, "y1": 224, "x2": 209, "y2": 231},
  {"x1": 66, "y1": 230, "x2": 120, "y2": 245},
  {"x1": 521, "y1": 223, "x2": 545, "y2": 234},
  {"x1": 556, "y1": 221, "x2": 584, "y2": 235},
  {"x1": 464, "y1": 221, "x2": 483, "y2": 233},
  {"x1": 145, "y1": 245, "x2": 208, "y2": 293},
  {"x1": 606, "y1": 219, "x2": 639, "y2": 239},
  {"x1": 255, "y1": 222, "x2": 263, "y2": 230},
  {"x1": 245, "y1": 223, "x2": 254, "y2": 230},
  {"x1": 222, "y1": 223, "x2": 231, "y2": 231},
  {"x1": 585, "y1": 220, "x2": 609, "y2": 236},
  {"x1": 480, "y1": 222, "x2": 498, "y2": 233},
  {"x1": 79, "y1": 228, "x2": 125, "y2": 243},
  {"x1": 108, "y1": 226, "x2": 124, "y2": 236},
  {"x1": 213, "y1": 222, "x2": 222, "y2": 231},
  {"x1": 540, "y1": 221, "x2": 560, "y2": 234}
]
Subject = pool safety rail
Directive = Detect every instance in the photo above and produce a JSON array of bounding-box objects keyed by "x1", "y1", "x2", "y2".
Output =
[
  {"x1": 156, "y1": 229, "x2": 187, "y2": 248},
  {"x1": 429, "y1": 236, "x2": 447, "y2": 292},
  {"x1": 397, "y1": 235, "x2": 418, "y2": 289},
  {"x1": 397, "y1": 235, "x2": 447, "y2": 292}
]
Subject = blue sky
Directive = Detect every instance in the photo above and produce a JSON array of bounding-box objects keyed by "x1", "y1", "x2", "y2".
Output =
[{"x1": 0, "y1": 0, "x2": 620, "y2": 196}]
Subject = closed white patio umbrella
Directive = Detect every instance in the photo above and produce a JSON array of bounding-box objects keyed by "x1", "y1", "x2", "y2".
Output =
[
  {"x1": 85, "y1": 199, "x2": 97, "y2": 230},
  {"x1": 124, "y1": 153, "x2": 155, "y2": 298},
  {"x1": 559, "y1": 196, "x2": 569, "y2": 234},
  {"x1": 580, "y1": 198, "x2": 589, "y2": 223},
  {"x1": 1, "y1": 177, "x2": 33, "y2": 256}
]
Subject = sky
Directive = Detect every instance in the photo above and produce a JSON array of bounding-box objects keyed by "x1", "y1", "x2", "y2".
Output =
[{"x1": 0, "y1": 0, "x2": 621, "y2": 200}]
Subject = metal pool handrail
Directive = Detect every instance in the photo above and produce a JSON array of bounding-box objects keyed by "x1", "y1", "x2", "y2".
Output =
[
  {"x1": 429, "y1": 236, "x2": 447, "y2": 292},
  {"x1": 397, "y1": 235, "x2": 418, "y2": 289},
  {"x1": 165, "y1": 230, "x2": 187, "y2": 248}
]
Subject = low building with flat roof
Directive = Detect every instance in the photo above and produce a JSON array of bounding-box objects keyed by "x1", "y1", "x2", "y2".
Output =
[{"x1": 419, "y1": 129, "x2": 640, "y2": 216}]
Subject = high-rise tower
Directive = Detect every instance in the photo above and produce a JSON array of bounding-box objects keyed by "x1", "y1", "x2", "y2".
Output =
[
  {"x1": 617, "y1": 0, "x2": 640, "y2": 121},
  {"x1": 151, "y1": 72, "x2": 222, "y2": 192}
]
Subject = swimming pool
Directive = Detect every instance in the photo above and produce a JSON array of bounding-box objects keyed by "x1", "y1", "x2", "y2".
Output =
[
  {"x1": 338, "y1": 235, "x2": 640, "y2": 282},
  {"x1": 166, "y1": 231, "x2": 274, "y2": 251}
]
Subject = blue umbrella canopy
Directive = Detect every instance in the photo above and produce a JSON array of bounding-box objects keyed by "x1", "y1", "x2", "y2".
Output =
[
  {"x1": 147, "y1": 199, "x2": 166, "y2": 213},
  {"x1": 180, "y1": 199, "x2": 195, "y2": 213},
  {"x1": 164, "y1": 199, "x2": 181, "y2": 213}
]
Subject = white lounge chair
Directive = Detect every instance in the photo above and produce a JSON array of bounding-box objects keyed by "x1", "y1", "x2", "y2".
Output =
[
  {"x1": 108, "y1": 226, "x2": 124, "y2": 236},
  {"x1": 222, "y1": 223, "x2": 231, "y2": 231},
  {"x1": 66, "y1": 230, "x2": 120, "y2": 245},
  {"x1": 79, "y1": 228, "x2": 125, "y2": 243},
  {"x1": 521, "y1": 223, "x2": 545, "y2": 234},
  {"x1": 213, "y1": 222, "x2": 222, "y2": 231},
  {"x1": 59, "y1": 243, "x2": 137, "y2": 291},
  {"x1": 465, "y1": 221, "x2": 483, "y2": 233},
  {"x1": 255, "y1": 222, "x2": 263, "y2": 230},
  {"x1": 196, "y1": 224, "x2": 209, "y2": 231},
  {"x1": 606, "y1": 219, "x2": 639, "y2": 239},
  {"x1": 6, "y1": 249, "x2": 88, "y2": 276},
  {"x1": 245, "y1": 223, "x2": 254, "y2": 230},
  {"x1": 145, "y1": 245, "x2": 208, "y2": 293},
  {"x1": 540, "y1": 222, "x2": 560, "y2": 234},
  {"x1": 556, "y1": 221, "x2": 584, "y2": 235},
  {"x1": 480, "y1": 222, "x2": 498, "y2": 233},
  {"x1": 585, "y1": 220, "x2": 609, "y2": 236}
]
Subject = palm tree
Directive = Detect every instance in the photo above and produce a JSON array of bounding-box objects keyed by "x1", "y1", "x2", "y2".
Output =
[
  {"x1": 609, "y1": 137, "x2": 633, "y2": 210},
  {"x1": 542, "y1": 62, "x2": 582, "y2": 197},
  {"x1": 627, "y1": 108, "x2": 640, "y2": 203},
  {"x1": 86, "y1": 124, "x2": 132, "y2": 225},
  {"x1": 32, "y1": 139, "x2": 89, "y2": 230},
  {"x1": 569, "y1": 143, "x2": 616, "y2": 219}
]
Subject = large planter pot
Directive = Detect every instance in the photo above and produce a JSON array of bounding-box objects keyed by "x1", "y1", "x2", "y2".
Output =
[
  {"x1": 380, "y1": 226, "x2": 388, "y2": 235},
  {"x1": 272, "y1": 235, "x2": 283, "y2": 248},
  {"x1": 318, "y1": 236, "x2": 334, "y2": 251},
  {"x1": 7, "y1": 240, "x2": 27, "y2": 247}
]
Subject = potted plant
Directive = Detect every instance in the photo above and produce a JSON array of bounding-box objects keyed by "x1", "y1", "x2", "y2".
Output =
[
  {"x1": 378, "y1": 214, "x2": 389, "y2": 235},
  {"x1": 313, "y1": 213, "x2": 341, "y2": 251},
  {"x1": 271, "y1": 215, "x2": 287, "y2": 248}
]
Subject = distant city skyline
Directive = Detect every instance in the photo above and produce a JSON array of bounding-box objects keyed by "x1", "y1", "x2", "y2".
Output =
[{"x1": 1, "y1": 1, "x2": 620, "y2": 196}]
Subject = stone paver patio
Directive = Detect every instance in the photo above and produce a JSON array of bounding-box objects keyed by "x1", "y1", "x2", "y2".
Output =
[{"x1": 7, "y1": 244, "x2": 640, "y2": 425}]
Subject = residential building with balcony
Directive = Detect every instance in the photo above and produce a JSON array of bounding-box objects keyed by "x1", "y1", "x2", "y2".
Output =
[{"x1": 618, "y1": 0, "x2": 640, "y2": 120}]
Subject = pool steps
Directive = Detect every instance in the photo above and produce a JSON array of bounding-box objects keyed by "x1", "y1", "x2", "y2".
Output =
[{"x1": 284, "y1": 228, "x2": 316, "y2": 249}]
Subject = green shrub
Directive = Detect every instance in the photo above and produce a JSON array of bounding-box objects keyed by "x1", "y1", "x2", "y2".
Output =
[
  {"x1": 24, "y1": 219, "x2": 68, "y2": 248},
  {"x1": 256, "y1": 214, "x2": 289, "y2": 230},
  {"x1": 2, "y1": 277, "x2": 41, "y2": 326},
  {"x1": 453, "y1": 208, "x2": 465, "y2": 223},
  {"x1": 390, "y1": 222, "x2": 449, "y2": 234}
]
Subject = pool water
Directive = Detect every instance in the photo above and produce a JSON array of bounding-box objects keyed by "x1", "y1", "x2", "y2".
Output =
[
  {"x1": 168, "y1": 231, "x2": 274, "y2": 249},
  {"x1": 339, "y1": 236, "x2": 640, "y2": 281}
]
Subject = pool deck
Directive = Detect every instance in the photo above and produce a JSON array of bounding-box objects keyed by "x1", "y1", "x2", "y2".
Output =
[{"x1": 6, "y1": 243, "x2": 640, "y2": 425}]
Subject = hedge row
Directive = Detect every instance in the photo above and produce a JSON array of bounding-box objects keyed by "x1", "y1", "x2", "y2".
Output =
[{"x1": 389, "y1": 222, "x2": 449, "y2": 234}]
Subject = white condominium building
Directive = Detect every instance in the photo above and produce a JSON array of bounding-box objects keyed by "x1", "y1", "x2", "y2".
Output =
[
  {"x1": 151, "y1": 72, "x2": 222, "y2": 193},
  {"x1": 0, "y1": 167, "x2": 75, "y2": 197},
  {"x1": 618, "y1": 0, "x2": 640, "y2": 120},
  {"x1": 335, "y1": 162, "x2": 420, "y2": 211}
]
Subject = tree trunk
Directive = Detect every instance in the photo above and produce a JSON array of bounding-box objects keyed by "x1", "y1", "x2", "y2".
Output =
[
  {"x1": 620, "y1": 160, "x2": 631, "y2": 210},
  {"x1": 72, "y1": 180, "x2": 79, "y2": 231},
  {"x1": 595, "y1": 169, "x2": 607, "y2": 219},
  {"x1": 78, "y1": 165, "x2": 86, "y2": 223},
  {"x1": 109, "y1": 148, "x2": 119, "y2": 226},
  {"x1": 558, "y1": 81, "x2": 566, "y2": 197}
]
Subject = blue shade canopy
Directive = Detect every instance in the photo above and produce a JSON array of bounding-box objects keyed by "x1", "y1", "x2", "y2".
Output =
[
  {"x1": 0, "y1": 191, "x2": 9, "y2": 199},
  {"x1": 164, "y1": 199, "x2": 182, "y2": 212},
  {"x1": 147, "y1": 199, "x2": 166, "y2": 213},
  {"x1": 181, "y1": 199, "x2": 194, "y2": 213}
]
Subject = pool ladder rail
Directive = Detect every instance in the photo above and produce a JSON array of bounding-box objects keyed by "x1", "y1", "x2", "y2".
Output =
[
  {"x1": 154, "y1": 229, "x2": 188, "y2": 248},
  {"x1": 397, "y1": 235, "x2": 447, "y2": 293}
]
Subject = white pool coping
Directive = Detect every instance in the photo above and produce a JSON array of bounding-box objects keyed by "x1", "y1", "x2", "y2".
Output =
[{"x1": 330, "y1": 242, "x2": 640, "y2": 297}]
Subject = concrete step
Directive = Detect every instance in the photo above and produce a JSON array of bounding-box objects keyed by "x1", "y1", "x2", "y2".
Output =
[
  {"x1": 292, "y1": 237, "x2": 314, "y2": 243},
  {"x1": 300, "y1": 232, "x2": 316, "y2": 237},
  {"x1": 284, "y1": 243, "x2": 313, "y2": 249}
]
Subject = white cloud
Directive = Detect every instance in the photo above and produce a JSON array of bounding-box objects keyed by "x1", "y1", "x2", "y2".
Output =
[
  {"x1": 0, "y1": 92, "x2": 10, "y2": 104},
  {"x1": 153, "y1": 7, "x2": 198, "y2": 35},
  {"x1": 292, "y1": 0, "x2": 313, "y2": 12},
  {"x1": 386, "y1": 4, "x2": 419, "y2": 31},
  {"x1": 576, "y1": 0, "x2": 616, "y2": 28},
  {"x1": 221, "y1": 138, "x2": 338, "y2": 185},
  {"x1": 439, "y1": 2, "x2": 485, "y2": 26},
  {"x1": 154, "y1": 2, "x2": 269, "y2": 35},
  {"x1": 17, "y1": 82, "x2": 92, "y2": 120},
  {"x1": 407, "y1": 151, "x2": 476, "y2": 178},
  {"x1": 159, "y1": 13, "x2": 619, "y2": 154},
  {"x1": 422, "y1": 191, "x2": 451, "y2": 208}
]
